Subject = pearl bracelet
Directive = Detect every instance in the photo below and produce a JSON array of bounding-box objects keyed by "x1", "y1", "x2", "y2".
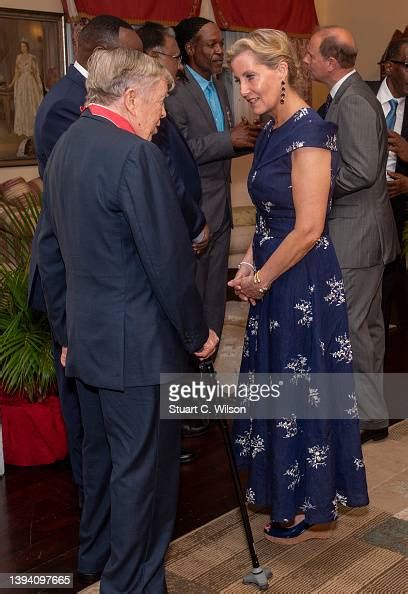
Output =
[{"x1": 238, "y1": 260, "x2": 255, "y2": 271}]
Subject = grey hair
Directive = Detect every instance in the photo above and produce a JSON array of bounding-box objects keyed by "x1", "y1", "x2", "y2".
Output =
[
  {"x1": 86, "y1": 47, "x2": 174, "y2": 105},
  {"x1": 227, "y1": 29, "x2": 302, "y2": 87}
]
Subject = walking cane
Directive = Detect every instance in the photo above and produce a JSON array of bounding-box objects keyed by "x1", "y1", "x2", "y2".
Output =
[{"x1": 199, "y1": 361, "x2": 272, "y2": 591}]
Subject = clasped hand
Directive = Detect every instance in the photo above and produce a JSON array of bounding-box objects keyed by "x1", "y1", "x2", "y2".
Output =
[{"x1": 227, "y1": 267, "x2": 265, "y2": 306}]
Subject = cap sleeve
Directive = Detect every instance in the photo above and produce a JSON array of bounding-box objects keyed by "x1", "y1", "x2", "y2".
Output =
[{"x1": 285, "y1": 109, "x2": 338, "y2": 154}]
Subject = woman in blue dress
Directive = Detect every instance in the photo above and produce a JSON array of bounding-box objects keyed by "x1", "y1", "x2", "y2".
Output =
[{"x1": 228, "y1": 29, "x2": 369, "y2": 543}]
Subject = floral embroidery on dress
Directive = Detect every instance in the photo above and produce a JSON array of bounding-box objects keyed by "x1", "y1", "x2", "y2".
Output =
[
  {"x1": 242, "y1": 333, "x2": 250, "y2": 358},
  {"x1": 294, "y1": 299, "x2": 313, "y2": 327},
  {"x1": 300, "y1": 497, "x2": 317, "y2": 512},
  {"x1": 332, "y1": 492, "x2": 348, "y2": 518},
  {"x1": 256, "y1": 214, "x2": 274, "y2": 246},
  {"x1": 246, "y1": 487, "x2": 256, "y2": 504},
  {"x1": 319, "y1": 339, "x2": 325, "y2": 355},
  {"x1": 285, "y1": 354, "x2": 311, "y2": 384},
  {"x1": 315, "y1": 236, "x2": 330, "y2": 250},
  {"x1": 345, "y1": 392, "x2": 358, "y2": 418},
  {"x1": 269, "y1": 320, "x2": 280, "y2": 332},
  {"x1": 325, "y1": 133, "x2": 337, "y2": 151},
  {"x1": 354, "y1": 458, "x2": 365, "y2": 470},
  {"x1": 308, "y1": 387, "x2": 320, "y2": 407},
  {"x1": 263, "y1": 201, "x2": 275, "y2": 213},
  {"x1": 276, "y1": 414, "x2": 298, "y2": 438},
  {"x1": 284, "y1": 460, "x2": 302, "y2": 491},
  {"x1": 331, "y1": 334, "x2": 352, "y2": 364},
  {"x1": 307, "y1": 444, "x2": 330, "y2": 469},
  {"x1": 248, "y1": 316, "x2": 259, "y2": 336},
  {"x1": 324, "y1": 276, "x2": 346, "y2": 307},
  {"x1": 294, "y1": 107, "x2": 310, "y2": 121},
  {"x1": 235, "y1": 427, "x2": 265, "y2": 459},
  {"x1": 286, "y1": 140, "x2": 305, "y2": 153}
]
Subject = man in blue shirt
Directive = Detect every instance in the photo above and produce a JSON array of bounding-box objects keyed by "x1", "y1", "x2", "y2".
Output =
[{"x1": 166, "y1": 17, "x2": 261, "y2": 342}]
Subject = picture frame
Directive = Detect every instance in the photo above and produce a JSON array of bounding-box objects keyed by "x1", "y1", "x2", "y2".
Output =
[{"x1": 0, "y1": 8, "x2": 66, "y2": 167}]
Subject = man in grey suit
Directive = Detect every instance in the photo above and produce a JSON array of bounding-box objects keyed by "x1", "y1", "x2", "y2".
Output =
[
  {"x1": 304, "y1": 27, "x2": 399, "y2": 443},
  {"x1": 165, "y1": 17, "x2": 260, "y2": 340}
]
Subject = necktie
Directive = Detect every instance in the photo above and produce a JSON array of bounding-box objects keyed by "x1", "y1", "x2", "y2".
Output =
[
  {"x1": 205, "y1": 81, "x2": 224, "y2": 132},
  {"x1": 385, "y1": 98, "x2": 398, "y2": 130},
  {"x1": 321, "y1": 93, "x2": 332, "y2": 119}
]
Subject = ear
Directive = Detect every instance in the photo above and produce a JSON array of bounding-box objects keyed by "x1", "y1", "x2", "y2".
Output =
[
  {"x1": 123, "y1": 87, "x2": 137, "y2": 114},
  {"x1": 185, "y1": 40, "x2": 194, "y2": 58},
  {"x1": 277, "y1": 61, "x2": 289, "y2": 79},
  {"x1": 326, "y1": 56, "x2": 337, "y2": 72}
]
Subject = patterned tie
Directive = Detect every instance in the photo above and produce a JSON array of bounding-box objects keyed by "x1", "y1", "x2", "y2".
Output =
[
  {"x1": 385, "y1": 98, "x2": 398, "y2": 130},
  {"x1": 205, "y1": 81, "x2": 224, "y2": 132},
  {"x1": 321, "y1": 93, "x2": 332, "y2": 119}
]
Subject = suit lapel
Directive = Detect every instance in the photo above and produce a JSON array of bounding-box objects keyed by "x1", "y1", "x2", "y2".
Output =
[
  {"x1": 183, "y1": 69, "x2": 217, "y2": 131},
  {"x1": 327, "y1": 72, "x2": 361, "y2": 119}
]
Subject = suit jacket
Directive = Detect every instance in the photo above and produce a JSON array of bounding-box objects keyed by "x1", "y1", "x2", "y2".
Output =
[
  {"x1": 326, "y1": 72, "x2": 399, "y2": 268},
  {"x1": 165, "y1": 69, "x2": 235, "y2": 234},
  {"x1": 37, "y1": 111, "x2": 208, "y2": 390},
  {"x1": 152, "y1": 115, "x2": 206, "y2": 240},
  {"x1": 34, "y1": 64, "x2": 87, "y2": 179},
  {"x1": 367, "y1": 80, "x2": 408, "y2": 243},
  {"x1": 29, "y1": 66, "x2": 87, "y2": 312}
]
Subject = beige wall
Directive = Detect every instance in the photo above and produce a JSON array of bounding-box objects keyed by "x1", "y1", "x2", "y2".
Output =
[
  {"x1": 315, "y1": 0, "x2": 408, "y2": 80},
  {"x1": 0, "y1": 1, "x2": 62, "y2": 182}
]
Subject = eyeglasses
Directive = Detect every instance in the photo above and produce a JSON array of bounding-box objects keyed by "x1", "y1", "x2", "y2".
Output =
[
  {"x1": 154, "y1": 51, "x2": 182, "y2": 63},
  {"x1": 388, "y1": 59, "x2": 408, "y2": 69}
]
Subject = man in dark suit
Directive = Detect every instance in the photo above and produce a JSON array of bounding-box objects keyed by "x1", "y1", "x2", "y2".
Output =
[
  {"x1": 165, "y1": 17, "x2": 261, "y2": 340},
  {"x1": 304, "y1": 27, "x2": 399, "y2": 443},
  {"x1": 138, "y1": 21, "x2": 209, "y2": 254},
  {"x1": 30, "y1": 16, "x2": 142, "y2": 502},
  {"x1": 139, "y1": 20, "x2": 210, "y2": 447},
  {"x1": 37, "y1": 48, "x2": 218, "y2": 593},
  {"x1": 367, "y1": 38, "x2": 408, "y2": 337}
]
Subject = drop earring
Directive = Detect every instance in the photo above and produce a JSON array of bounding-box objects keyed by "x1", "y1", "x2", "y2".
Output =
[{"x1": 280, "y1": 80, "x2": 286, "y2": 104}]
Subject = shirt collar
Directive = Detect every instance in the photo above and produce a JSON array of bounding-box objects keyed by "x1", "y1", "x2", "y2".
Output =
[
  {"x1": 74, "y1": 60, "x2": 88, "y2": 79},
  {"x1": 186, "y1": 64, "x2": 213, "y2": 91},
  {"x1": 377, "y1": 77, "x2": 406, "y2": 105},
  {"x1": 86, "y1": 103, "x2": 136, "y2": 134},
  {"x1": 330, "y1": 69, "x2": 356, "y2": 98}
]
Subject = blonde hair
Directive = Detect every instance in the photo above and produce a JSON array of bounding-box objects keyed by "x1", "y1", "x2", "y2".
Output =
[
  {"x1": 86, "y1": 47, "x2": 174, "y2": 105},
  {"x1": 227, "y1": 29, "x2": 302, "y2": 87}
]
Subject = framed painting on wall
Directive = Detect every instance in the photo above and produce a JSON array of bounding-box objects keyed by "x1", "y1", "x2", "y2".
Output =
[{"x1": 0, "y1": 8, "x2": 66, "y2": 167}]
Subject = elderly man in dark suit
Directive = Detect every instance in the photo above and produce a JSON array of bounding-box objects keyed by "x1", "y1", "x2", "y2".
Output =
[
  {"x1": 304, "y1": 27, "x2": 399, "y2": 444},
  {"x1": 37, "y1": 48, "x2": 218, "y2": 593},
  {"x1": 367, "y1": 38, "x2": 408, "y2": 338},
  {"x1": 165, "y1": 17, "x2": 261, "y2": 341},
  {"x1": 30, "y1": 15, "x2": 142, "y2": 503}
]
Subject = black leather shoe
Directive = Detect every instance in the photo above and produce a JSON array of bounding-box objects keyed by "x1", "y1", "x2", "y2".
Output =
[
  {"x1": 360, "y1": 427, "x2": 388, "y2": 444},
  {"x1": 180, "y1": 448, "x2": 196, "y2": 463},
  {"x1": 182, "y1": 420, "x2": 209, "y2": 438}
]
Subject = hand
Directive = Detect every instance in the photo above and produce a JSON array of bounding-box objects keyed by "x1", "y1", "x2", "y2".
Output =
[
  {"x1": 192, "y1": 223, "x2": 210, "y2": 255},
  {"x1": 61, "y1": 346, "x2": 68, "y2": 368},
  {"x1": 388, "y1": 131, "x2": 408, "y2": 163},
  {"x1": 231, "y1": 120, "x2": 262, "y2": 149},
  {"x1": 194, "y1": 329, "x2": 219, "y2": 360},
  {"x1": 229, "y1": 274, "x2": 266, "y2": 305},
  {"x1": 387, "y1": 171, "x2": 408, "y2": 198},
  {"x1": 227, "y1": 264, "x2": 255, "y2": 304}
]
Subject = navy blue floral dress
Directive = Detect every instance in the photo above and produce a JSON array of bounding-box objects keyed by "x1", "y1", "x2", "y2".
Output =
[{"x1": 233, "y1": 108, "x2": 369, "y2": 524}]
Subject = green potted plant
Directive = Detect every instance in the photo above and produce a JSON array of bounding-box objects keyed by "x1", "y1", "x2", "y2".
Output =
[{"x1": 0, "y1": 188, "x2": 67, "y2": 466}]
